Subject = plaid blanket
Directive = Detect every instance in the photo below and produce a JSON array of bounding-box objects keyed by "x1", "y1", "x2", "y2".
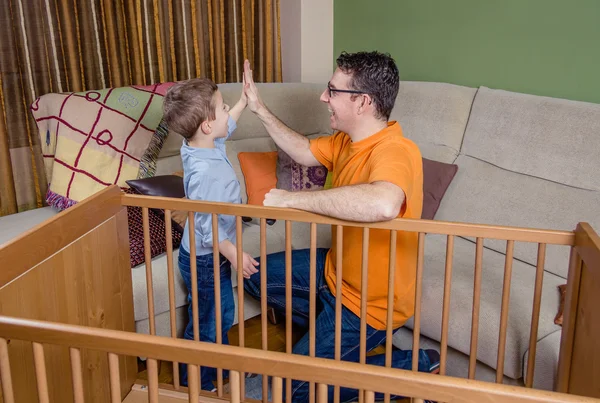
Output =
[{"x1": 31, "y1": 83, "x2": 174, "y2": 210}]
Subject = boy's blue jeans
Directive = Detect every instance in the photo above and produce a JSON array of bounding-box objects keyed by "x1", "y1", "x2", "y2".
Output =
[
  {"x1": 244, "y1": 248, "x2": 432, "y2": 403},
  {"x1": 178, "y1": 247, "x2": 235, "y2": 391}
]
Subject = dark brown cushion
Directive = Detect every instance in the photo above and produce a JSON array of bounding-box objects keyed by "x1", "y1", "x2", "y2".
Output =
[
  {"x1": 126, "y1": 175, "x2": 186, "y2": 198},
  {"x1": 125, "y1": 174, "x2": 187, "y2": 233},
  {"x1": 422, "y1": 158, "x2": 458, "y2": 220}
]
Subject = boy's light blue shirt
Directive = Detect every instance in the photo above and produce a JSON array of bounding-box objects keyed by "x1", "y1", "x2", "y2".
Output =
[{"x1": 180, "y1": 116, "x2": 241, "y2": 256}]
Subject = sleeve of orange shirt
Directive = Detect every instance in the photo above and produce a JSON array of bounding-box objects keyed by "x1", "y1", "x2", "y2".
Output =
[
  {"x1": 368, "y1": 144, "x2": 418, "y2": 215},
  {"x1": 309, "y1": 132, "x2": 341, "y2": 171}
]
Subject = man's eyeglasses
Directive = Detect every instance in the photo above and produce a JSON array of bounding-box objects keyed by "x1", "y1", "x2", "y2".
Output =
[{"x1": 327, "y1": 83, "x2": 365, "y2": 97}]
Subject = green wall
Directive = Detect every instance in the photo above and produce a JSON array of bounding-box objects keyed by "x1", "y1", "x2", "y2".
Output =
[{"x1": 334, "y1": 0, "x2": 600, "y2": 104}]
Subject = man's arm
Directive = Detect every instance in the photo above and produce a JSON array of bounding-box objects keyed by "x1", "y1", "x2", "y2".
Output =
[
  {"x1": 264, "y1": 181, "x2": 405, "y2": 222},
  {"x1": 243, "y1": 60, "x2": 321, "y2": 167}
]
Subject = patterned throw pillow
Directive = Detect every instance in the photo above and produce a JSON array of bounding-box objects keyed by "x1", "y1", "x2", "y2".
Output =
[
  {"x1": 276, "y1": 147, "x2": 328, "y2": 191},
  {"x1": 31, "y1": 83, "x2": 175, "y2": 210},
  {"x1": 122, "y1": 188, "x2": 182, "y2": 268}
]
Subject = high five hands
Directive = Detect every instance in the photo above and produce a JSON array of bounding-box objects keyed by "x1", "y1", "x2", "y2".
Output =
[{"x1": 242, "y1": 59, "x2": 264, "y2": 114}]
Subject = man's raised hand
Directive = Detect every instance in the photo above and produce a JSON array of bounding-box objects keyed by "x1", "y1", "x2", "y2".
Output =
[{"x1": 243, "y1": 59, "x2": 264, "y2": 114}]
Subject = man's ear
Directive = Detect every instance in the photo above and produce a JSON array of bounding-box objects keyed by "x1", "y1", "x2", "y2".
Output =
[
  {"x1": 357, "y1": 94, "x2": 373, "y2": 115},
  {"x1": 200, "y1": 120, "x2": 212, "y2": 134}
]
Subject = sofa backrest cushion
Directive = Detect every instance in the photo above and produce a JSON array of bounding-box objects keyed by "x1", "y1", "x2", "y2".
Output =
[
  {"x1": 390, "y1": 82, "x2": 477, "y2": 164},
  {"x1": 462, "y1": 87, "x2": 600, "y2": 191},
  {"x1": 159, "y1": 82, "x2": 332, "y2": 159}
]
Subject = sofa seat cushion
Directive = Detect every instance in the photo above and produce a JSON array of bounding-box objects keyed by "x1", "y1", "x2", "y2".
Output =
[
  {"x1": 390, "y1": 82, "x2": 477, "y2": 164},
  {"x1": 0, "y1": 207, "x2": 59, "y2": 246},
  {"x1": 435, "y1": 155, "x2": 599, "y2": 278},
  {"x1": 392, "y1": 327, "x2": 522, "y2": 386},
  {"x1": 132, "y1": 220, "x2": 287, "y2": 322},
  {"x1": 400, "y1": 234, "x2": 563, "y2": 380}
]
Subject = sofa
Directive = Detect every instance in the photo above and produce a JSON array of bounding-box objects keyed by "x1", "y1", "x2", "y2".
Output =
[{"x1": 2, "y1": 81, "x2": 599, "y2": 392}]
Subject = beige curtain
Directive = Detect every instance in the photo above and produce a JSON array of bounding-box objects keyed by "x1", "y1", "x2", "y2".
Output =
[{"x1": 0, "y1": 0, "x2": 282, "y2": 216}]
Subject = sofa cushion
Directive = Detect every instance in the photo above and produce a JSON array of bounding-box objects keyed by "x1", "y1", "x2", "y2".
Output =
[
  {"x1": 435, "y1": 155, "x2": 600, "y2": 278},
  {"x1": 0, "y1": 206, "x2": 58, "y2": 246},
  {"x1": 462, "y1": 87, "x2": 600, "y2": 191},
  {"x1": 276, "y1": 147, "x2": 328, "y2": 192},
  {"x1": 401, "y1": 233, "x2": 563, "y2": 380},
  {"x1": 126, "y1": 175, "x2": 187, "y2": 233},
  {"x1": 390, "y1": 81, "x2": 477, "y2": 164},
  {"x1": 159, "y1": 83, "x2": 333, "y2": 159},
  {"x1": 226, "y1": 137, "x2": 277, "y2": 204},
  {"x1": 123, "y1": 188, "x2": 183, "y2": 268},
  {"x1": 238, "y1": 151, "x2": 278, "y2": 205},
  {"x1": 421, "y1": 158, "x2": 458, "y2": 220}
]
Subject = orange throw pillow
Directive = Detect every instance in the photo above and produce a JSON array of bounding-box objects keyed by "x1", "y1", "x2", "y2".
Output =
[{"x1": 238, "y1": 151, "x2": 277, "y2": 205}]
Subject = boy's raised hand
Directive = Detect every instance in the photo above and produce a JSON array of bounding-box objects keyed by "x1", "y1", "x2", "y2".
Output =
[{"x1": 243, "y1": 59, "x2": 264, "y2": 114}]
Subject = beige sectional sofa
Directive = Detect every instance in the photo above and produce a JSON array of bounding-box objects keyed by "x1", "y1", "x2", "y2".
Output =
[{"x1": 2, "y1": 81, "x2": 598, "y2": 393}]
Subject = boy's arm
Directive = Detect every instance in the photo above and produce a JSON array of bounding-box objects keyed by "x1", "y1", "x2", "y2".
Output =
[
  {"x1": 228, "y1": 80, "x2": 248, "y2": 122},
  {"x1": 229, "y1": 97, "x2": 246, "y2": 122}
]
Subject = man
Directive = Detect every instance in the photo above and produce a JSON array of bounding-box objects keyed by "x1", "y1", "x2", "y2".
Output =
[{"x1": 242, "y1": 52, "x2": 439, "y2": 402}]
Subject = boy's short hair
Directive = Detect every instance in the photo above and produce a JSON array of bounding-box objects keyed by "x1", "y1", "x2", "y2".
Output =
[{"x1": 163, "y1": 78, "x2": 218, "y2": 139}]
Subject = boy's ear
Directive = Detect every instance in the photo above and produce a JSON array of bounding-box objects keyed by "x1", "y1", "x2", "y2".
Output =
[{"x1": 200, "y1": 120, "x2": 212, "y2": 135}]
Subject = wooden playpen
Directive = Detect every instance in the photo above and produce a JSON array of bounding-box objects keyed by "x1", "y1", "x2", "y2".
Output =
[{"x1": 0, "y1": 185, "x2": 598, "y2": 403}]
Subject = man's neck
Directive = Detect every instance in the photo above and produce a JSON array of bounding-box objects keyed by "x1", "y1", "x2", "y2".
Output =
[{"x1": 346, "y1": 118, "x2": 389, "y2": 143}]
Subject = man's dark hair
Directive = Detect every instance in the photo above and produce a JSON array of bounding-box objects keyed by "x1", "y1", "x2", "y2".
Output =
[{"x1": 336, "y1": 51, "x2": 399, "y2": 121}]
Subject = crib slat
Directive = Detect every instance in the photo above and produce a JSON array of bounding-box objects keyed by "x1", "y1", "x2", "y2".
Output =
[
  {"x1": 108, "y1": 352, "x2": 121, "y2": 403},
  {"x1": 412, "y1": 233, "x2": 425, "y2": 371},
  {"x1": 260, "y1": 218, "x2": 269, "y2": 403},
  {"x1": 230, "y1": 370, "x2": 241, "y2": 403},
  {"x1": 143, "y1": 207, "x2": 156, "y2": 336},
  {"x1": 365, "y1": 390, "x2": 375, "y2": 403},
  {"x1": 317, "y1": 383, "x2": 328, "y2": 403},
  {"x1": 383, "y1": 230, "x2": 397, "y2": 403},
  {"x1": 359, "y1": 227, "x2": 370, "y2": 403},
  {"x1": 236, "y1": 216, "x2": 246, "y2": 397},
  {"x1": 212, "y1": 213, "x2": 224, "y2": 396},
  {"x1": 468, "y1": 237, "x2": 484, "y2": 379},
  {"x1": 188, "y1": 212, "x2": 201, "y2": 387},
  {"x1": 147, "y1": 358, "x2": 159, "y2": 403},
  {"x1": 164, "y1": 210, "x2": 180, "y2": 389},
  {"x1": 334, "y1": 225, "x2": 343, "y2": 403},
  {"x1": 440, "y1": 235, "x2": 455, "y2": 376},
  {"x1": 496, "y1": 240, "x2": 515, "y2": 383},
  {"x1": 0, "y1": 338, "x2": 15, "y2": 403},
  {"x1": 272, "y1": 376, "x2": 283, "y2": 403},
  {"x1": 526, "y1": 243, "x2": 547, "y2": 387},
  {"x1": 188, "y1": 364, "x2": 199, "y2": 403},
  {"x1": 285, "y1": 221, "x2": 293, "y2": 403},
  {"x1": 32, "y1": 342, "x2": 50, "y2": 403},
  {"x1": 309, "y1": 222, "x2": 317, "y2": 403},
  {"x1": 70, "y1": 347, "x2": 85, "y2": 403}
]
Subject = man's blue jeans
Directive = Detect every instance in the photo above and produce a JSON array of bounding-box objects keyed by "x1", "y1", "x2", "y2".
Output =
[
  {"x1": 179, "y1": 247, "x2": 235, "y2": 391},
  {"x1": 244, "y1": 248, "x2": 432, "y2": 403}
]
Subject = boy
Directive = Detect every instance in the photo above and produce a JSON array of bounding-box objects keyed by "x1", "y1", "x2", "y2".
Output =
[{"x1": 163, "y1": 78, "x2": 259, "y2": 391}]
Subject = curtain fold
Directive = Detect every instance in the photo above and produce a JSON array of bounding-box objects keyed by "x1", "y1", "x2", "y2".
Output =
[{"x1": 0, "y1": 0, "x2": 282, "y2": 216}]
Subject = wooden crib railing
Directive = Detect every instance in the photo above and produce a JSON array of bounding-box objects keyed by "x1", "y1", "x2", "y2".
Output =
[
  {"x1": 0, "y1": 315, "x2": 597, "y2": 403},
  {"x1": 0, "y1": 185, "x2": 598, "y2": 402}
]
